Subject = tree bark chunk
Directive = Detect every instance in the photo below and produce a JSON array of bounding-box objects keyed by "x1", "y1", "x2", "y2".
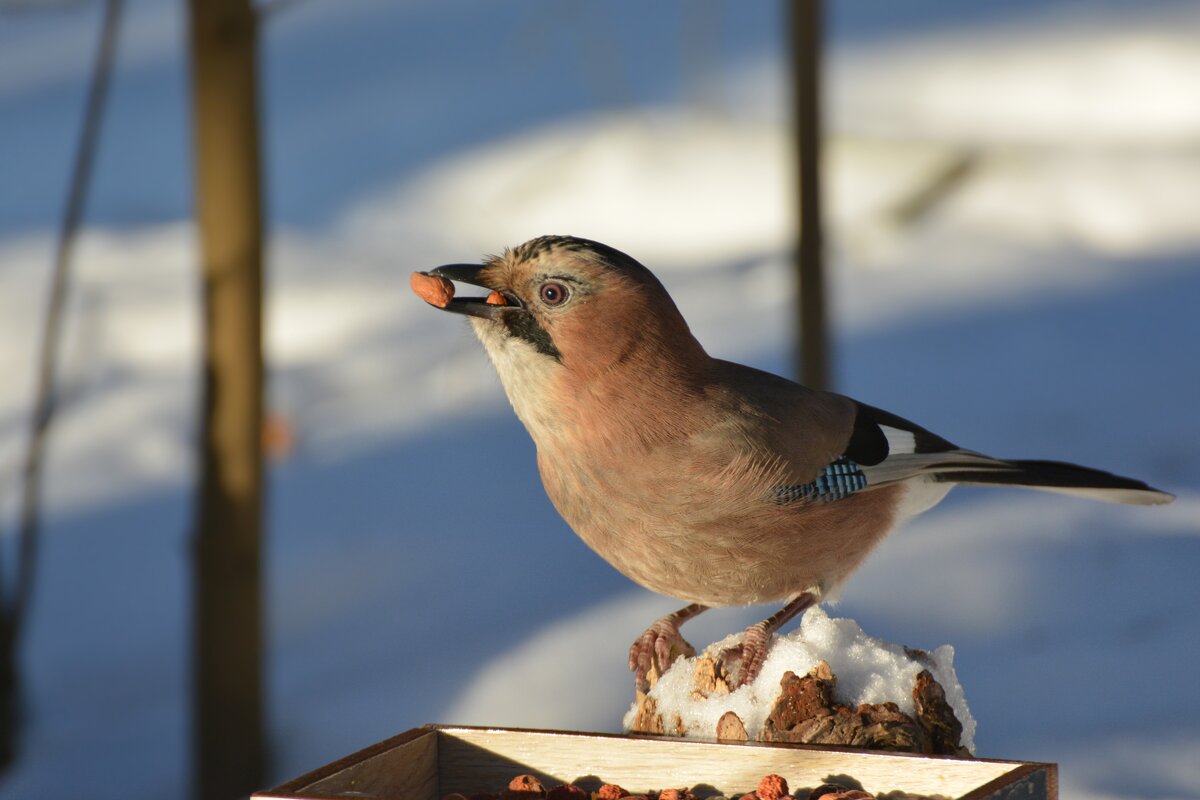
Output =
[
  {"x1": 758, "y1": 662, "x2": 968, "y2": 756},
  {"x1": 716, "y1": 711, "x2": 748, "y2": 742},
  {"x1": 913, "y1": 669, "x2": 971, "y2": 758}
]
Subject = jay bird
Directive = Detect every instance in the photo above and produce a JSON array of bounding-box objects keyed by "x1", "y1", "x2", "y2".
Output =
[{"x1": 413, "y1": 235, "x2": 1174, "y2": 689}]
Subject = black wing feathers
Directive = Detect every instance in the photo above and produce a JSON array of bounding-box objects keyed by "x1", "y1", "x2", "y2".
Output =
[
  {"x1": 843, "y1": 409, "x2": 889, "y2": 466},
  {"x1": 842, "y1": 401, "x2": 959, "y2": 465}
]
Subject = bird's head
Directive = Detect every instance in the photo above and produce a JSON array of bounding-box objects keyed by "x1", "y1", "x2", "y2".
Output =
[{"x1": 417, "y1": 235, "x2": 709, "y2": 444}]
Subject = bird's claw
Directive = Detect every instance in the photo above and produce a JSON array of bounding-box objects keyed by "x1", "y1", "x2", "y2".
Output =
[
  {"x1": 629, "y1": 618, "x2": 696, "y2": 692},
  {"x1": 718, "y1": 621, "x2": 771, "y2": 688}
]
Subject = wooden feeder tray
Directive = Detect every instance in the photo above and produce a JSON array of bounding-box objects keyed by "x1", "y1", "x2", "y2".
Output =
[{"x1": 256, "y1": 725, "x2": 1055, "y2": 800}]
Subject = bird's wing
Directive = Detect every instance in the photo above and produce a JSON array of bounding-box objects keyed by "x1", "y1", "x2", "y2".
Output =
[
  {"x1": 706, "y1": 359, "x2": 859, "y2": 480},
  {"x1": 778, "y1": 400, "x2": 1172, "y2": 506},
  {"x1": 771, "y1": 401, "x2": 981, "y2": 504},
  {"x1": 708, "y1": 362, "x2": 1169, "y2": 507},
  {"x1": 706, "y1": 362, "x2": 967, "y2": 502}
]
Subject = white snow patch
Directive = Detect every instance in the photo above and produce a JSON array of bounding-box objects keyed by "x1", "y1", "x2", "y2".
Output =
[
  {"x1": 345, "y1": 110, "x2": 791, "y2": 270},
  {"x1": 830, "y1": 6, "x2": 1200, "y2": 147}
]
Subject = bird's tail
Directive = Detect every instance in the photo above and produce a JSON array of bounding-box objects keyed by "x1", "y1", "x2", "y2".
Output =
[{"x1": 932, "y1": 457, "x2": 1174, "y2": 506}]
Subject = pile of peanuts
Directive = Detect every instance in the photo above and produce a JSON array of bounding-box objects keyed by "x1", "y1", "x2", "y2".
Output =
[{"x1": 443, "y1": 772, "x2": 873, "y2": 800}]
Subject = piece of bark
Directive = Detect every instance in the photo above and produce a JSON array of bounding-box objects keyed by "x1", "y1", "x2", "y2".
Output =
[
  {"x1": 770, "y1": 700, "x2": 923, "y2": 752},
  {"x1": 692, "y1": 655, "x2": 733, "y2": 699},
  {"x1": 629, "y1": 694, "x2": 685, "y2": 736},
  {"x1": 760, "y1": 662, "x2": 837, "y2": 739},
  {"x1": 716, "y1": 710, "x2": 748, "y2": 742},
  {"x1": 759, "y1": 662, "x2": 967, "y2": 755},
  {"x1": 912, "y1": 670, "x2": 971, "y2": 758},
  {"x1": 629, "y1": 695, "x2": 665, "y2": 735}
]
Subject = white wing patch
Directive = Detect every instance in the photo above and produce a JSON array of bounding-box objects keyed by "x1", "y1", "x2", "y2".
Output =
[{"x1": 880, "y1": 425, "x2": 917, "y2": 455}]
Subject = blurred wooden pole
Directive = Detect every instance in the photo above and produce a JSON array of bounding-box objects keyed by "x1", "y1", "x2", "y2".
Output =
[
  {"x1": 187, "y1": 0, "x2": 266, "y2": 797},
  {"x1": 788, "y1": 0, "x2": 829, "y2": 390}
]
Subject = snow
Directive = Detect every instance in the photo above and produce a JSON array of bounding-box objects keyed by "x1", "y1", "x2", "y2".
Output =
[
  {"x1": 619, "y1": 607, "x2": 977, "y2": 755},
  {"x1": 1, "y1": 1, "x2": 1198, "y2": 798},
  {"x1": 830, "y1": 4, "x2": 1200, "y2": 147}
]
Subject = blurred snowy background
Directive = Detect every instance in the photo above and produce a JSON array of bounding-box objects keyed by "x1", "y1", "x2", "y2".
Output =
[{"x1": 1, "y1": 0, "x2": 1199, "y2": 797}]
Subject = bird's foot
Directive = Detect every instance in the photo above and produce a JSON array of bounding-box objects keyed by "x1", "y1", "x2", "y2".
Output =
[
  {"x1": 718, "y1": 592, "x2": 819, "y2": 687},
  {"x1": 629, "y1": 605, "x2": 705, "y2": 692},
  {"x1": 718, "y1": 620, "x2": 772, "y2": 688}
]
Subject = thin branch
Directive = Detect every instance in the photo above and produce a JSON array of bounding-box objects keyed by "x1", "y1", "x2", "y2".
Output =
[{"x1": 1, "y1": 0, "x2": 123, "y2": 643}]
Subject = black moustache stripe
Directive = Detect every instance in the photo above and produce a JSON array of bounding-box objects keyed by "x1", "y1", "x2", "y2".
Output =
[{"x1": 503, "y1": 313, "x2": 561, "y2": 361}]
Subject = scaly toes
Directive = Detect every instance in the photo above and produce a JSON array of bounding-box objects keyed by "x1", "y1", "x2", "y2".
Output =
[
  {"x1": 628, "y1": 631, "x2": 656, "y2": 685},
  {"x1": 629, "y1": 621, "x2": 696, "y2": 690},
  {"x1": 654, "y1": 629, "x2": 695, "y2": 672},
  {"x1": 719, "y1": 622, "x2": 771, "y2": 687}
]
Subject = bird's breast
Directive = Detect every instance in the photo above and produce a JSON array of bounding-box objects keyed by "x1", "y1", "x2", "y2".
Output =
[{"x1": 535, "y1": 440, "x2": 905, "y2": 607}]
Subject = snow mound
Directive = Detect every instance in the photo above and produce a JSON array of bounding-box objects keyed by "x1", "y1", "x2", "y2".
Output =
[{"x1": 624, "y1": 607, "x2": 976, "y2": 755}]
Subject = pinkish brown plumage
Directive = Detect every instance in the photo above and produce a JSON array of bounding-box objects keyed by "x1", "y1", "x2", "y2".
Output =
[{"x1": 419, "y1": 235, "x2": 1174, "y2": 687}]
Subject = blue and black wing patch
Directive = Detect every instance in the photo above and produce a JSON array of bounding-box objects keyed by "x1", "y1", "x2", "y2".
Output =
[
  {"x1": 773, "y1": 403, "x2": 961, "y2": 505},
  {"x1": 774, "y1": 457, "x2": 868, "y2": 504}
]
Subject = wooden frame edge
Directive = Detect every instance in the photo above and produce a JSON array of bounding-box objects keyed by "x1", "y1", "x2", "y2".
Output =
[
  {"x1": 253, "y1": 724, "x2": 439, "y2": 799},
  {"x1": 959, "y1": 761, "x2": 1058, "y2": 800},
  {"x1": 253, "y1": 724, "x2": 1053, "y2": 800}
]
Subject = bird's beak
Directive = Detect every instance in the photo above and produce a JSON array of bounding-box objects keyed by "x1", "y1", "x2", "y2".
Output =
[{"x1": 425, "y1": 263, "x2": 524, "y2": 320}]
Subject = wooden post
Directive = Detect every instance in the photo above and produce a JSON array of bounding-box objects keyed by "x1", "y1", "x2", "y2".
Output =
[
  {"x1": 788, "y1": 0, "x2": 828, "y2": 390},
  {"x1": 187, "y1": 0, "x2": 266, "y2": 797}
]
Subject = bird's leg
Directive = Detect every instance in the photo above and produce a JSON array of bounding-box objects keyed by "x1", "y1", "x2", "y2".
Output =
[
  {"x1": 629, "y1": 602, "x2": 708, "y2": 691},
  {"x1": 721, "y1": 592, "x2": 817, "y2": 687}
]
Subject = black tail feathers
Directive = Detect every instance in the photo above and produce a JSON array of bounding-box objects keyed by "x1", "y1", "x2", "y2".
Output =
[{"x1": 935, "y1": 458, "x2": 1174, "y2": 506}]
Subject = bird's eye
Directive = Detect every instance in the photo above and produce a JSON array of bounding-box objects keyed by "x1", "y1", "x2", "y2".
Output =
[{"x1": 539, "y1": 282, "x2": 569, "y2": 306}]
